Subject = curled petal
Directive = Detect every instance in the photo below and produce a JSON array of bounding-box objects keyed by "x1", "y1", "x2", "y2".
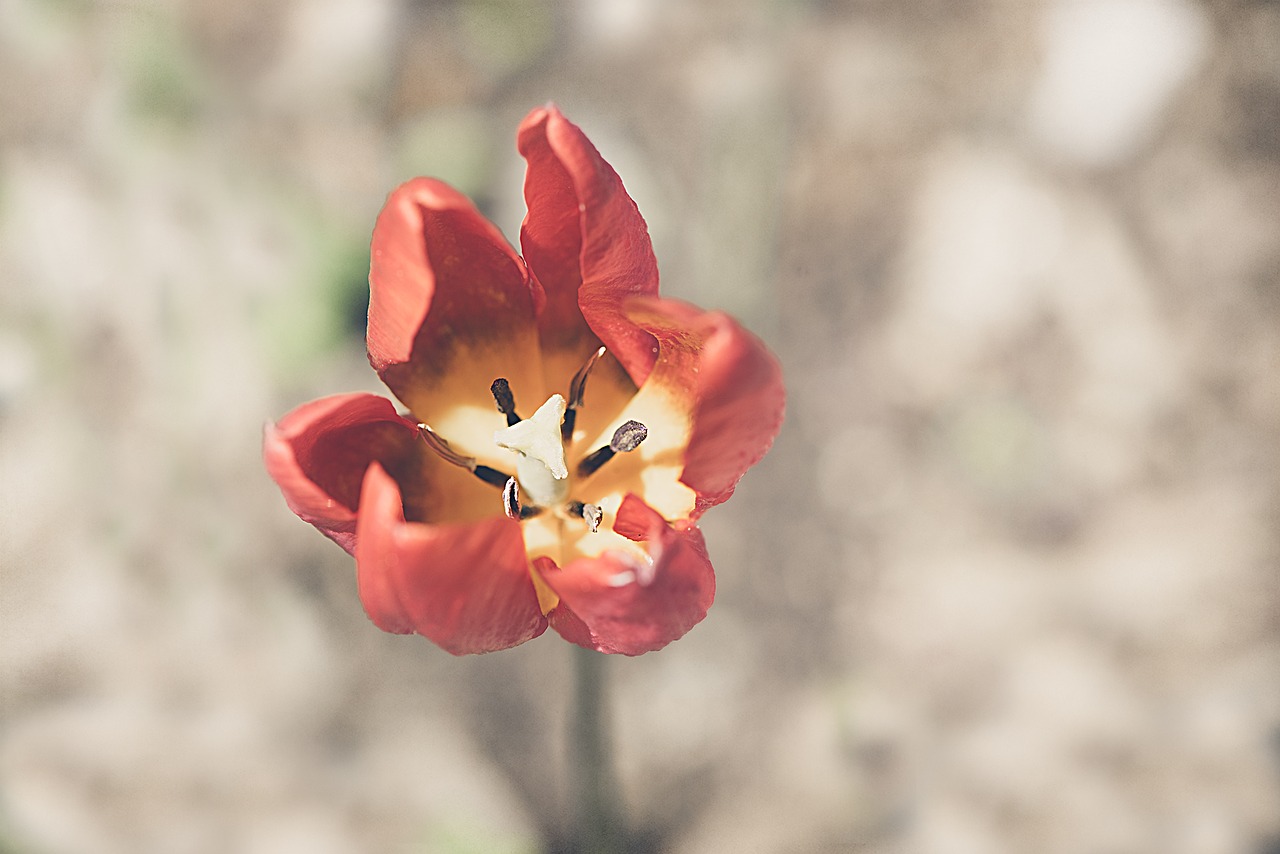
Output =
[
  {"x1": 263, "y1": 394, "x2": 421, "y2": 553},
  {"x1": 539, "y1": 494, "x2": 715, "y2": 655},
  {"x1": 355, "y1": 463, "x2": 548, "y2": 652},
  {"x1": 368, "y1": 177, "x2": 546, "y2": 429},
  {"x1": 573, "y1": 298, "x2": 785, "y2": 521},
  {"x1": 640, "y1": 298, "x2": 786, "y2": 514},
  {"x1": 518, "y1": 105, "x2": 659, "y2": 383}
]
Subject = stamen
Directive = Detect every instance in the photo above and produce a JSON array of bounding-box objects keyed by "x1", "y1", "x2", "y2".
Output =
[
  {"x1": 418, "y1": 423, "x2": 511, "y2": 488},
  {"x1": 502, "y1": 476, "x2": 544, "y2": 520},
  {"x1": 418, "y1": 423, "x2": 475, "y2": 467},
  {"x1": 610, "y1": 420, "x2": 648, "y2": 453},
  {"x1": 473, "y1": 464, "x2": 511, "y2": 488},
  {"x1": 490, "y1": 378, "x2": 520, "y2": 426},
  {"x1": 576, "y1": 419, "x2": 648, "y2": 478},
  {"x1": 503, "y1": 477, "x2": 520, "y2": 519},
  {"x1": 567, "y1": 500, "x2": 603, "y2": 533},
  {"x1": 562, "y1": 345, "x2": 606, "y2": 441}
]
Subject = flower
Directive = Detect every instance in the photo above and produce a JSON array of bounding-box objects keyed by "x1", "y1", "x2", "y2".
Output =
[{"x1": 264, "y1": 106, "x2": 784, "y2": 655}]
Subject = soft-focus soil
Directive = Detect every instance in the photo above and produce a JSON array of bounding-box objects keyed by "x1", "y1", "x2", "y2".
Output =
[{"x1": 2, "y1": 1, "x2": 1277, "y2": 852}]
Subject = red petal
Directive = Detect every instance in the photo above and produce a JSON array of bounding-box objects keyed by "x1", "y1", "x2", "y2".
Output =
[
  {"x1": 635, "y1": 297, "x2": 785, "y2": 516},
  {"x1": 538, "y1": 494, "x2": 715, "y2": 655},
  {"x1": 263, "y1": 394, "x2": 421, "y2": 553},
  {"x1": 517, "y1": 105, "x2": 659, "y2": 383},
  {"x1": 367, "y1": 178, "x2": 546, "y2": 422},
  {"x1": 355, "y1": 463, "x2": 548, "y2": 652},
  {"x1": 571, "y1": 298, "x2": 785, "y2": 521}
]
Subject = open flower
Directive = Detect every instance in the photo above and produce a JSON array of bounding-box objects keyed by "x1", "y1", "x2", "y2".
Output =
[{"x1": 264, "y1": 106, "x2": 784, "y2": 655}]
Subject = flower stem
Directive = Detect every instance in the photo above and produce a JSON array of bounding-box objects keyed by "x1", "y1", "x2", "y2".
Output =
[{"x1": 569, "y1": 644, "x2": 624, "y2": 853}]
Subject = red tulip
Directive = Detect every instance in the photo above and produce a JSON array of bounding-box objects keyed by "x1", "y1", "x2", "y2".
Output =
[{"x1": 264, "y1": 106, "x2": 784, "y2": 655}]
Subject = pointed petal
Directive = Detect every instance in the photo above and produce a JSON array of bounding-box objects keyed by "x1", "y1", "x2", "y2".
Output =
[
  {"x1": 356, "y1": 463, "x2": 548, "y2": 652},
  {"x1": 537, "y1": 494, "x2": 715, "y2": 655},
  {"x1": 263, "y1": 394, "x2": 421, "y2": 553},
  {"x1": 573, "y1": 298, "x2": 785, "y2": 520},
  {"x1": 517, "y1": 105, "x2": 659, "y2": 384},
  {"x1": 368, "y1": 177, "x2": 546, "y2": 432}
]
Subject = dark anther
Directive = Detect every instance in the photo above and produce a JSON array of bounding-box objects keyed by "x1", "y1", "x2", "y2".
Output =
[
  {"x1": 504, "y1": 477, "x2": 543, "y2": 520},
  {"x1": 503, "y1": 478, "x2": 520, "y2": 519},
  {"x1": 562, "y1": 346, "x2": 606, "y2": 441},
  {"x1": 610, "y1": 420, "x2": 648, "y2": 453},
  {"x1": 576, "y1": 419, "x2": 648, "y2": 478},
  {"x1": 491, "y1": 378, "x2": 520, "y2": 426},
  {"x1": 419, "y1": 423, "x2": 514, "y2": 488},
  {"x1": 567, "y1": 500, "x2": 603, "y2": 532}
]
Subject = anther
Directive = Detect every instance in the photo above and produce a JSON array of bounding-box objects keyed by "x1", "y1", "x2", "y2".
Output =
[
  {"x1": 503, "y1": 477, "x2": 520, "y2": 519},
  {"x1": 502, "y1": 477, "x2": 543, "y2": 519},
  {"x1": 418, "y1": 423, "x2": 511, "y2": 488},
  {"x1": 562, "y1": 346, "x2": 606, "y2": 441},
  {"x1": 491, "y1": 378, "x2": 520, "y2": 426},
  {"x1": 610, "y1": 420, "x2": 648, "y2": 452},
  {"x1": 576, "y1": 419, "x2": 648, "y2": 478},
  {"x1": 567, "y1": 500, "x2": 603, "y2": 533}
]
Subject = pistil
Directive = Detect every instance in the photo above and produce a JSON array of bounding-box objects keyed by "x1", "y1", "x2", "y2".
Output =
[
  {"x1": 494, "y1": 394, "x2": 571, "y2": 506},
  {"x1": 422, "y1": 367, "x2": 651, "y2": 535}
]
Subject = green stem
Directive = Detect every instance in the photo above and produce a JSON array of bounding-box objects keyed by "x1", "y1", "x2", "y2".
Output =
[{"x1": 569, "y1": 644, "x2": 623, "y2": 853}]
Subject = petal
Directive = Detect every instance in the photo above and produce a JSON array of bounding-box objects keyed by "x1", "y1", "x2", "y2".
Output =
[
  {"x1": 263, "y1": 393, "x2": 421, "y2": 553},
  {"x1": 573, "y1": 297, "x2": 785, "y2": 520},
  {"x1": 355, "y1": 463, "x2": 549, "y2": 652},
  {"x1": 517, "y1": 105, "x2": 660, "y2": 384},
  {"x1": 368, "y1": 177, "x2": 547, "y2": 435},
  {"x1": 643, "y1": 299, "x2": 786, "y2": 514},
  {"x1": 538, "y1": 494, "x2": 715, "y2": 656}
]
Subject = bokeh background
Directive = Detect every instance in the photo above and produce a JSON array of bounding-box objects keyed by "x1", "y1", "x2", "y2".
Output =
[{"x1": 2, "y1": 0, "x2": 1278, "y2": 852}]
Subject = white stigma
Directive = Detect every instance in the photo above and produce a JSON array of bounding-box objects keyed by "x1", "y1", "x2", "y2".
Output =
[{"x1": 494, "y1": 394, "x2": 569, "y2": 506}]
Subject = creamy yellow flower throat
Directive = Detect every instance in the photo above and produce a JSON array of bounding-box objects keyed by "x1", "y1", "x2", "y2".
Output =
[{"x1": 414, "y1": 346, "x2": 648, "y2": 533}]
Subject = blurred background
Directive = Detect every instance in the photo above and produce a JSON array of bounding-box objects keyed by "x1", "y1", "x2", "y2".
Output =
[{"x1": 2, "y1": 0, "x2": 1278, "y2": 852}]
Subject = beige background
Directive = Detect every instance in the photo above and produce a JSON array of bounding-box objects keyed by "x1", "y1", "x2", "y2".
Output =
[{"x1": 2, "y1": 0, "x2": 1278, "y2": 852}]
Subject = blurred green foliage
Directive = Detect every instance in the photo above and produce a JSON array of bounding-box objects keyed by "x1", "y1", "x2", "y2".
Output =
[
  {"x1": 118, "y1": 12, "x2": 208, "y2": 131},
  {"x1": 416, "y1": 818, "x2": 538, "y2": 854}
]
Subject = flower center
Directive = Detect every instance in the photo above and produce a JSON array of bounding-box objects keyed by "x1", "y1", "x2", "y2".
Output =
[{"x1": 414, "y1": 347, "x2": 648, "y2": 537}]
